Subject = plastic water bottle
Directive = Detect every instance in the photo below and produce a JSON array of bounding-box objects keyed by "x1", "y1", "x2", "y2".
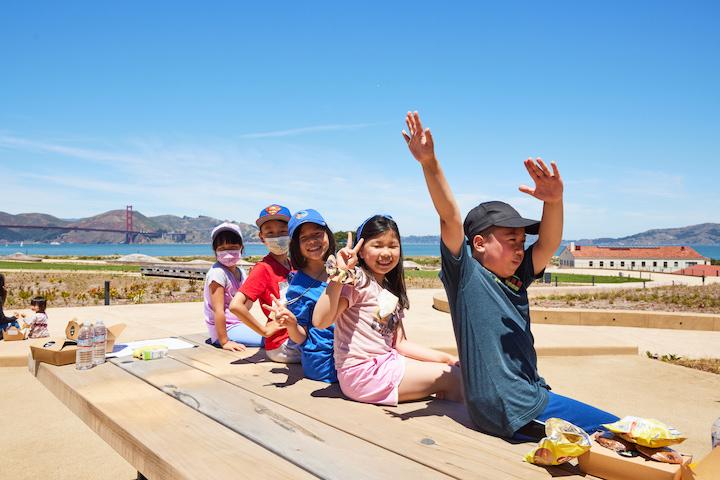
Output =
[
  {"x1": 712, "y1": 416, "x2": 720, "y2": 449},
  {"x1": 92, "y1": 320, "x2": 107, "y2": 366},
  {"x1": 76, "y1": 321, "x2": 94, "y2": 370}
]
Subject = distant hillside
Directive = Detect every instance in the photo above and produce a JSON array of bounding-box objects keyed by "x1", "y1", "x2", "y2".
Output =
[
  {"x1": 402, "y1": 235, "x2": 442, "y2": 244},
  {"x1": 0, "y1": 210, "x2": 259, "y2": 244},
  {"x1": 572, "y1": 223, "x2": 720, "y2": 246}
]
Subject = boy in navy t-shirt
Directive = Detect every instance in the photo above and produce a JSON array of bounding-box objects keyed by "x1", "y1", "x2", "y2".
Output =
[{"x1": 403, "y1": 111, "x2": 617, "y2": 439}]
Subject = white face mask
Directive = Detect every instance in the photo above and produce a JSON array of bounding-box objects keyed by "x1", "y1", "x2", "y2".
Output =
[{"x1": 264, "y1": 236, "x2": 290, "y2": 255}]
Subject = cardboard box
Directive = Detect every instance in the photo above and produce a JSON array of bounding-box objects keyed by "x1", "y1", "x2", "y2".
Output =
[
  {"x1": 2, "y1": 326, "x2": 26, "y2": 341},
  {"x1": 578, "y1": 438, "x2": 720, "y2": 480},
  {"x1": 29, "y1": 323, "x2": 126, "y2": 366}
]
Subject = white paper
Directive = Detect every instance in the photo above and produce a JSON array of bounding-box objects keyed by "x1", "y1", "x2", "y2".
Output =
[{"x1": 107, "y1": 337, "x2": 196, "y2": 358}]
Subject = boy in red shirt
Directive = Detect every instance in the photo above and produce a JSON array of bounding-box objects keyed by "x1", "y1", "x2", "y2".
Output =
[{"x1": 230, "y1": 204, "x2": 300, "y2": 362}]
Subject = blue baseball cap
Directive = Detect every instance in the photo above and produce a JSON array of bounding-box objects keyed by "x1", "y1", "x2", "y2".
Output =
[
  {"x1": 356, "y1": 214, "x2": 394, "y2": 241},
  {"x1": 256, "y1": 204, "x2": 291, "y2": 228},
  {"x1": 289, "y1": 209, "x2": 327, "y2": 239}
]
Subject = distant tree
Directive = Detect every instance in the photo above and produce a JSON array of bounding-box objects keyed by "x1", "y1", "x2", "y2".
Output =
[
  {"x1": 334, "y1": 230, "x2": 352, "y2": 248},
  {"x1": 712, "y1": 258, "x2": 720, "y2": 266}
]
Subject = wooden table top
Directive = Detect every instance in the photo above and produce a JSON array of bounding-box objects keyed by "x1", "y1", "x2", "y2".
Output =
[{"x1": 32, "y1": 334, "x2": 596, "y2": 480}]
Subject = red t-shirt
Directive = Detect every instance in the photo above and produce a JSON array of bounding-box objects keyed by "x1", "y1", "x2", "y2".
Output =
[{"x1": 239, "y1": 254, "x2": 292, "y2": 351}]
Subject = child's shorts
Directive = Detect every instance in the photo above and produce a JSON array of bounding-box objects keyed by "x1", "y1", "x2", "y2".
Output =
[
  {"x1": 337, "y1": 349, "x2": 406, "y2": 406},
  {"x1": 266, "y1": 339, "x2": 301, "y2": 364}
]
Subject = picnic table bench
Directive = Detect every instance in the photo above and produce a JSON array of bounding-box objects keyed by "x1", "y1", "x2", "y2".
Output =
[{"x1": 31, "y1": 333, "x2": 599, "y2": 479}]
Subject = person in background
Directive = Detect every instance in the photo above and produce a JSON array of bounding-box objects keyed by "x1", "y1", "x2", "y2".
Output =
[
  {"x1": 0, "y1": 273, "x2": 21, "y2": 340},
  {"x1": 24, "y1": 296, "x2": 49, "y2": 338}
]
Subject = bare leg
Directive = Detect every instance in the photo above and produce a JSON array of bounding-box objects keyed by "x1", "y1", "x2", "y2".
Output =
[{"x1": 398, "y1": 357, "x2": 463, "y2": 403}]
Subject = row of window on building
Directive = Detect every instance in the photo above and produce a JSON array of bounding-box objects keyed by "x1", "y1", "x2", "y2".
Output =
[{"x1": 587, "y1": 260, "x2": 699, "y2": 268}]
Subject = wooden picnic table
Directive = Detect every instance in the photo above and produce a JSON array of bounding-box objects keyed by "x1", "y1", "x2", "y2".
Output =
[{"x1": 31, "y1": 334, "x2": 598, "y2": 479}]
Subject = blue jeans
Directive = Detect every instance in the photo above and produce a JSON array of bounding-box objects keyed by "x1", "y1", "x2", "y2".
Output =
[
  {"x1": 217, "y1": 322, "x2": 264, "y2": 347},
  {"x1": 1, "y1": 319, "x2": 20, "y2": 340},
  {"x1": 513, "y1": 391, "x2": 619, "y2": 441}
]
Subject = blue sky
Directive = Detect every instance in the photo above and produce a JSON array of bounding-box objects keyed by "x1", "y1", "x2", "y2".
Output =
[{"x1": 1, "y1": 1, "x2": 718, "y2": 239}]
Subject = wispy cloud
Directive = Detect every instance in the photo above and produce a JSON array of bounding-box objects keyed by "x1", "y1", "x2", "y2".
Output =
[
  {"x1": 0, "y1": 134, "x2": 142, "y2": 166},
  {"x1": 238, "y1": 123, "x2": 376, "y2": 139}
]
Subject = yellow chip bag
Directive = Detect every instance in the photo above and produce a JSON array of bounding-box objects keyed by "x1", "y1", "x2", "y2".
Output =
[
  {"x1": 524, "y1": 418, "x2": 592, "y2": 466},
  {"x1": 132, "y1": 345, "x2": 169, "y2": 360},
  {"x1": 602, "y1": 416, "x2": 686, "y2": 448}
]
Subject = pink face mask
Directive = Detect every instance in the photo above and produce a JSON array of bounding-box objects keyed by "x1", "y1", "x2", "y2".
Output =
[{"x1": 217, "y1": 249, "x2": 242, "y2": 267}]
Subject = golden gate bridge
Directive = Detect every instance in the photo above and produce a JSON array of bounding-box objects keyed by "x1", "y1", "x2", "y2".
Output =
[{"x1": 0, "y1": 206, "x2": 167, "y2": 244}]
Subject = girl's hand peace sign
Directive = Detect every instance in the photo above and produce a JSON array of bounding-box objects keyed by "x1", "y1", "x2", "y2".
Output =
[
  {"x1": 336, "y1": 232, "x2": 364, "y2": 270},
  {"x1": 262, "y1": 294, "x2": 296, "y2": 328}
]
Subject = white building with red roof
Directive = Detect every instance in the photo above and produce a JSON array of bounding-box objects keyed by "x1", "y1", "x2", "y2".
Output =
[{"x1": 558, "y1": 243, "x2": 708, "y2": 272}]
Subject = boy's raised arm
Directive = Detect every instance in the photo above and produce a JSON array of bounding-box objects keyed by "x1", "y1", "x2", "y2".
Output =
[
  {"x1": 519, "y1": 158, "x2": 564, "y2": 274},
  {"x1": 403, "y1": 111, "x2": 465, "y2": 257}
]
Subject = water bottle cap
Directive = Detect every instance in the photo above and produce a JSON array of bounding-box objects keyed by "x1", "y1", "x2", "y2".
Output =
[{"x1": 83, "y1": 320, "x2": 92, "y2": 326}]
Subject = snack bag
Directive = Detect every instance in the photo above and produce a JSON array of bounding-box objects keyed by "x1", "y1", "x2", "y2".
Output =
[
  {"x1": 132, "y1": 345, "x2": 169, "y2": 361},
  {"x1": 376, "y1": 288, "x2": 399, "y2": 321},
  {"x1": 603, "y1": 416, "x2": 686, "y2": 448},
  {"x1": 524, "y1": 418, "x2": 592, "y2": 466}
]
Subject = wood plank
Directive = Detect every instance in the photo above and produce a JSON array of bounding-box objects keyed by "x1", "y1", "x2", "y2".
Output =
[
  {"x1": 34, "y1": 361, "x2": 317, "y2": 480},
  {"x1": 112, "y1": 355, "x2": 451, "y2": 480},
  {"x1": 178, "y1": 334, "x2": 591, "y2": 479}
]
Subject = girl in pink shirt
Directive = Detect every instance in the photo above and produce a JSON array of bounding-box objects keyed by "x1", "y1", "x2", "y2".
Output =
[{"x1": 313, "y1": 215, "x2": 463, "y2": 406}]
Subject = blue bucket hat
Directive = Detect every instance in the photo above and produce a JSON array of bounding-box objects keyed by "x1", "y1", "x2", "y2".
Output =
[
  {"x1": 256, "y1": 204, "x2": 291, "y2": 228},
  {"x1": 288, "y1": 209, "x2": 327, "y2": 239},
  {"x1": 356, "y1": 214, "x2": 394, "y2": 241}
]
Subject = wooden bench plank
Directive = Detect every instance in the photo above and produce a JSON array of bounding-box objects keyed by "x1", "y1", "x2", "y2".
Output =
[
  {"x1": 178, "y1": 334, "x2": 590, "y2": 479},
  {"x1": 112, "y1": 355, "x2": 451, "y2": 480},
  {"x1": 34, "y1": 361, "x2": 317, "y2": 480}
]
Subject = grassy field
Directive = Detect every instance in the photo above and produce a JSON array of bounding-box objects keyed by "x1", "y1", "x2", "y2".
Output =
[
  {"x1": 405, "y1": 269, "x2": 442, "y2": 288},
  {"x1": 0, "y1": 261, "x2": 140, "y2": 272},
  {"x1": 547, "y1": 273, "x2": 649, "y2": 284}
]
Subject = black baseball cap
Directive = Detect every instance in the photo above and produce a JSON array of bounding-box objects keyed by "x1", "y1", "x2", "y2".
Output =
[{"x1": 463, "y1": 201, "x2": 540, "y2": 239}]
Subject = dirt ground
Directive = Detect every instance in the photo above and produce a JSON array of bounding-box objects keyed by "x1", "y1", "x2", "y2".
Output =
[
  {"x1": 1, "y1": 271, "x2": 201, "y2": 309},
  {"x1": 531, "y1": 283, "x2": 720, "y2": 314}
]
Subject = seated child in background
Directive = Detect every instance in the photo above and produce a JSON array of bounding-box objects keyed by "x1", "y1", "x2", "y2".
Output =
[
  {"x1": 0, "y1": 273, "x2": 21, "y2": 339},
  {"x1": 267, "y1": 209, "x2": 337, "y2": 382},
  {"x1": 313, "y1": 215, "x2": 463, "y2": 406},
  {"x1": 404, "y1": 111, "x2": 618, "y2": 439},
  {"x1": 229, "y1": 204, "x2": 298, "y2": 363},
  {"x1": 203, "y1": 222, "x2": 266, "y2": 350},
  {"x1": 25, "y1": 296, "x2": 49, "y2": 338}
]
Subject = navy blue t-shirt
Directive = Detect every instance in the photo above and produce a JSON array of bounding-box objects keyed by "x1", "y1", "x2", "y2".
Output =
[
  {"x1": 440, "y1": 241, "x2": 549, "y2": 437},
  {"x1": 286, "y1": 270, "x2": 337, "y2": 383}
]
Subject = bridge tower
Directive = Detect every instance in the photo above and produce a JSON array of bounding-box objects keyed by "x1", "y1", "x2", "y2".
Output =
[{"x1": 126, "y1": 205, "x2": 133, "y2": 244}]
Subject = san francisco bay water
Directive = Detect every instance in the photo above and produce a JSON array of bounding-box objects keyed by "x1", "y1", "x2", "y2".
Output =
[{"x1": 2, "y1": 242, "x2": 720, "y2": 259}]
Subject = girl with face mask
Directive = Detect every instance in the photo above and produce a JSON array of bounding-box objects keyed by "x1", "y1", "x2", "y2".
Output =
[
  {"x1": 203, "y1": 222, "x2": 264, "y2": 351},
  {"x1": 229, "y1": 204, "x2": 300, "y2": 363}
]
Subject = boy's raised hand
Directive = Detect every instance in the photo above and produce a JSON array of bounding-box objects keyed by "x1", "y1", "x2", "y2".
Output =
[
  {"x1": 336, "y1": 232, "x2": 364, "y2": 270},
  {"x1": 402, "y1": 111, "x2": 436, "y2": 166},
  {"x1": 519, "y1": 158, "x2": 563, "y2": 204}
]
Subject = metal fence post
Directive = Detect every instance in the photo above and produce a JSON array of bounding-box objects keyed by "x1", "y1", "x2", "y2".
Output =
[{"x1": 104, "y1": 280, "x2": 110, "y2": 306}]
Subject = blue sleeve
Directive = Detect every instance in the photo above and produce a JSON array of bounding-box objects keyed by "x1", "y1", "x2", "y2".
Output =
[{"x1": 439, "y1": 239, "x2": 471, "y2": 296}]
